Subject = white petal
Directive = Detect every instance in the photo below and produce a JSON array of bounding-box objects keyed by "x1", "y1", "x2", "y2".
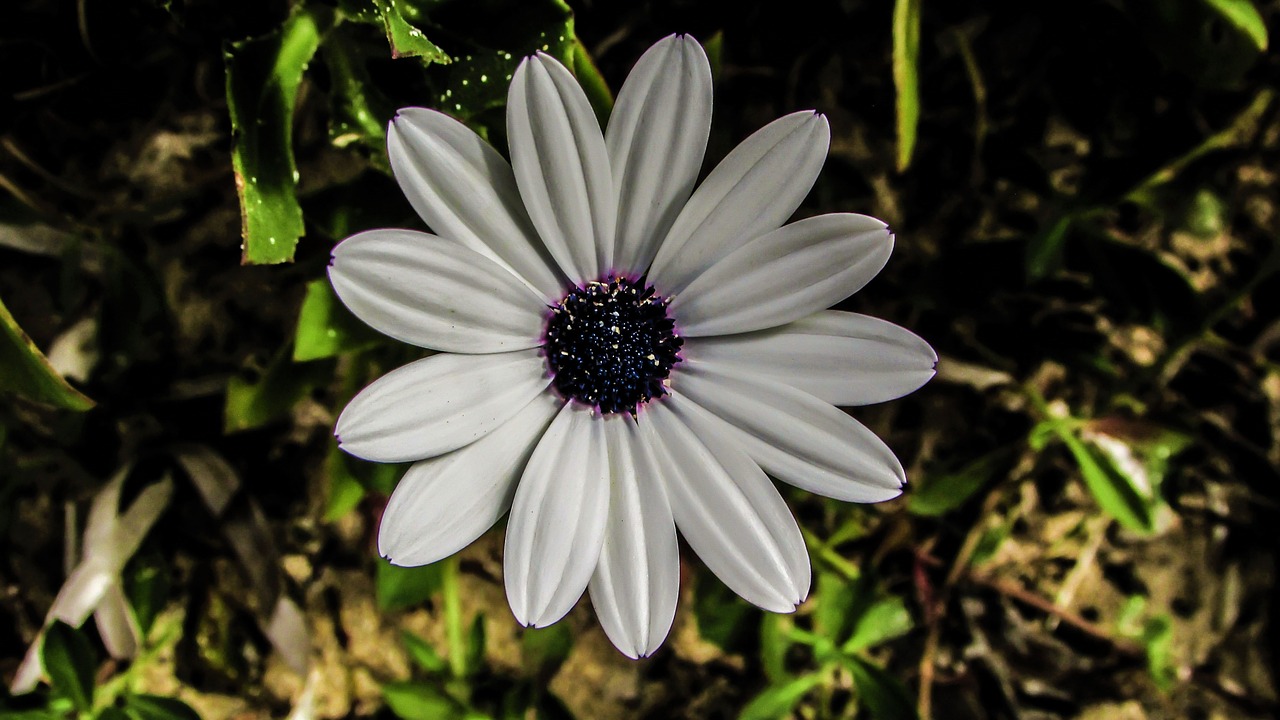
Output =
[
  {"x1": 588, "y1": 414, "x2": 679, "y2": 659},
  {"x1": 389, "y1": 108, "x2": 568, "y2": 301},
  {"x1": 329, "y1": 229, "x2": 547, "y2": 354},
  {"x1": 173, "y1": 446, "x2": 240, "y2": 516},
  {"x1": 336, "y1": 349, "x2": 550, "y2": 463},
  {"x1": 508, "y1": 53, "x2": 615, "y2": 280},
  {"x1": 673, "y1": 214, "x2": 893, "y2": 337},
  {"x1": 606, "y1": 34, "x2": 712, "y2": 274},
  {"x1": 645, "y1": 397, "x2": 809, "y2": 611},
  {"x1": 83, "y1": 467, "x2": 127, "y2": 551},
  {"x1": 504, "y1": 404, "x2": 610, "y2": 627},
  {"x1": 683, "y1": 311, "x2": 937, "y2": 406},
  {"x1": 648, "y1": 111, "x2": 830, "y2": 295},
  {"x1": 265, "y1": 598, "x2": 310, "y2": 676},
  {"x1": 108, "y1": 476, "x2": 173, "y2": 566},
  {"x1": 9, "y1": 641, "x2": 41, "y2": 694},
  {"x1": 83, "y1": 472, "x2": 172, "y2": 570},
  {"x1": 46, "y1": 563, "x2": 113, "y2": 629},
  {"x1": 379, "y1": 392, "x2": 562, "y2": 566},
  {"x1": 94, "y1": 583, "x2": 139, "y2": 660},
  {"x1": 674, "y1": 364, "x2": 905, "y2": 502}
]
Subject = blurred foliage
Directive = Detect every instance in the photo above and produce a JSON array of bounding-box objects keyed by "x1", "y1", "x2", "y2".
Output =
[
  {"x1": 0, "y1": 295, "x2": 94, "y2": 410},
  {"x1": 2, "y1": 0, "x2": 1279, "y2": 718}
]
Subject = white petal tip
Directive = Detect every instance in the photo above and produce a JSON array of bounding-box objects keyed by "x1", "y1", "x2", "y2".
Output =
[{"x1": 531, "y1": 605, "x2": 571, "y2": 628}]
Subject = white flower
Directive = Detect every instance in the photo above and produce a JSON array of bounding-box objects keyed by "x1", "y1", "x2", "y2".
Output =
[{"x1": 329, "y1": 34, "x2": 936, "y2": 658}]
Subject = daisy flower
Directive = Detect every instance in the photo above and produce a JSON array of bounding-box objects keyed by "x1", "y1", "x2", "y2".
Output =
[{"x1": 329, "y1": 34, "x2": 936, "y2": 658}]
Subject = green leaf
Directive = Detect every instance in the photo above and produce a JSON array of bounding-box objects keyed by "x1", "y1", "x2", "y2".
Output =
[
  {"x1": 0, "y1": 710, "x2": 61, "y2": 720},
  {"x1": 1114, "y1": 596, "x2": 1177, "y2": 691},
  {"x1": 323, "y1": 28, "x2": 395, "y2": 168},
  {"x1": 425, "y1": 0, "x2": 577, "y2": 121},
  {"x1": 848, "y1": 657, "x2": 917, "y2": 720},
  {"x1": 401, "y1": 631, "x2": 448, "y2": 674},
  {"x1": 382, "y1": 682, "x2": 461, "y2": 720},
  {"x1": 123, "y1": 695, "x2": 202, "y2": 720},
  {"x1": 1028, "y1": 418, "x2": 1062, "y2": 451},
  {"x1": 464, "y1": 614, "x2": 486, "y2": 678},
  {"x1": 758, "y1": 614, "x2": 792, "y2": 681},
  {"x1": 41, "y1": 622, "x2": 95, "y2": 711},
  {"x1": 1202, "y1": 0, "x2": 1268, "y2": 51},
  {"x1": 97, "y1": 708, "x2": 131, "y2": 720},
  {"x1": 1141, "y1": 614, "x2": 1176, "y2": 690},
  {"x1": 570, "y1": 38, "x2": 612, "y2": 125},
  {"x1": 323, "y1": 443, "x2": 367, "y2": 522},
  {"x1": 969, "y1": 521, "x2": 1011, "y2": 566},
  {"x1": 0, "y1": 294, "x2": 94, "y2": 410},
  {"x1": 377, "y1": 561, "x2": 445, "y2": 612},
  {"x1": 226, "y1": 4, "x2": 335, "y2": 264},
  {"x1": 813, "y1": 572, "x2": 857, "y2": 646},
  {"x1": 1083, "y1": 419, "x2": 1190, "y2": 491},
  {"x1": 909, "y1": 448, "x2": 1010, "y2": 517},
  {"x1": 371, "y1": 0, "x2": 450, "y2": 62},
  {"x1": 223, "y1": 349, "x2": 330, "y2": 433},
  {"x1": 1057, "y1": 425, "x2": 1156, "y2": 534},
  {"x1": 843, "y1": 597, "x2": 913, "y2": 654},
  {"x1": 703, "y1": 31, "x2": 724, "y2": 80},
  {"x1": 891, "y1": 0, "x2": 922, "y2": 172},
  {"x1": 694, "y1": 570, "x2": 756, "y2": 651},
  {"x1": 293, "y1": 279, "x2": 383, "y2": 361},
  {"x1": 123, "y1": 550, "x2": 169, "y2": 636},
  {"x1": 364, "y1": 457, "x2": 406, "y2": 496},
  {"x1": 738, "y1": 674, "x2": 823, "y2": 720},
  {"x1": 1025, "y1": 214, "x2": 1073, "y2": 281},
  {"x1": 521, "y1": 624, "x2": 572, "y2": 676}
]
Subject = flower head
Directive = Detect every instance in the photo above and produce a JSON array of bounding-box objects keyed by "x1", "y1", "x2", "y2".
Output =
[{"x1": 329, "y1": 34, "x2": 937, "y2": 658}]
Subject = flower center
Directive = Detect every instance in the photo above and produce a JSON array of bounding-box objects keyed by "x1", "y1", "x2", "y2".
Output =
[{"x1": 544, "y1": 276, "x2": 682, "y2": 415}]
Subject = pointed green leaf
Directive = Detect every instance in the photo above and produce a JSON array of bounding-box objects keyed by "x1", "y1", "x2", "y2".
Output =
[
  {"x1": 570, "y1": 38, "x2": 612, "y2": 125},
  {"x1": 41, "y1": 622, "x2": 96, "y2": 711},
  {"x1": 226, "y1": 5, "x2": 334, "y2": 264},
  {"x1": 694, "y1": 570, "x2": 756, "y2": 651},
  {"x1": 843, "y1": 597, "x2": 913, "y2": 654},
  {"x1": 323, "y1": 443, "x2": 367, "y2": 522},
  {"x1": 759, "y1": 613, "x2": 792, "y2": 681},
  {"x1": 0, "y1": 295, "x2": 94, "y2": 410},
  {"x1": 813, "y1": 572, "x2": 858, "y2": 647},
  {"x1": 521, "y1": 624, "x2": 572, "y2": 676},
  {"x1": 1141, "y1": 614, "x2": 1176, "y2": 690},
  {"x1": 0, "y1": 710, "x2": 61, "y2": 720},
  {"x1": 224, "y1": 349, "x2": 331, "y2": 433},
  {"x1": 382, "y1": 682, "x2": 462, "y2": 720},
  {"x1": 123, "y1": 550, "x2": 169, "y2": 636},
  {"x1": 848, "y1": 657, "x2": 917, "y2": 720},
  {"x1": 401, "y1": 631, "x2": 448, "y2": 674},
  {"x1": 909, "y1": 448, "x2": 1010, "y2": 517},
  {"x1": 1058, "y1": 426, "x2": 1156, "y2": 534},
  {"x1": 124, "y1": 695, "x2": 202, "y2": 720},
  {"x1": 425, "y1": 0, "x2": 577, "y2": 121},
  {"x1": 463, "y1": 614, "x2": 486, "y2": 678},
  {"x1": 371, "y1": 0, "x2": 449, "y2": 62},
  {"x1": 376, "y1": 561, "x2": 444, "y2": 612},
  {"x1": 892, "y1": 0, "x2": 922, "y2": 172},
  {"x1": 323, "y1": 28, "x2": 395, "y2": 168},
  {"x1": 739, "y1": 674, "x2": 823, "y2": 720},
  {"x1": 293, "y1": 279, "x2": 383, "y2": 361},
  {"x1": 1202, "y1": 0, "x2": 1268, "y2": 51},
  {"x1": 1026, "y1": 214, "x2": 1073, "y2": 280}
]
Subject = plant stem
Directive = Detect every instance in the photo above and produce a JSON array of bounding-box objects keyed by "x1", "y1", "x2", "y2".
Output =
[{"x1": 442, "y1": 556, "x2": 465, "y2": 679}]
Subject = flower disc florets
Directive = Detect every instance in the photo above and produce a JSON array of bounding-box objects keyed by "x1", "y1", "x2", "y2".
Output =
[{"x1": 544, "y1": 276, "x2": 682, "y2": 415}]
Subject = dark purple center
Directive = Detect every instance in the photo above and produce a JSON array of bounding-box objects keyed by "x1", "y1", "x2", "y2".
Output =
[{"x1": 544, "y1": 276, "x2": 682, "y2": 415}]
